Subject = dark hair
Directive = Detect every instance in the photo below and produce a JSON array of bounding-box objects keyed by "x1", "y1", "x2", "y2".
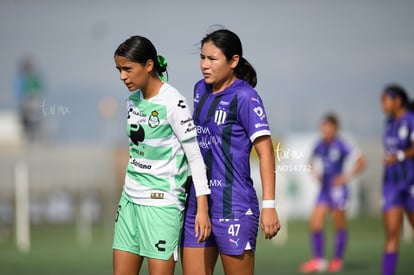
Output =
[
  {"x1": 114, "y1": 36, "x2": 168, "y2": 81},
  {"x1": 201, "y1": 29, "x2": 257, "y2": 87},
  {"x1": 322, "y1": 112, "x2": 340, "y2": 128},
  {"x1": 383, "y1": 84, "x2": 414, "y2": 111}
]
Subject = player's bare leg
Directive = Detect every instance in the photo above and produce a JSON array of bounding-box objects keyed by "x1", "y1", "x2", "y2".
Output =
[
  {"x1": 113, "y1": 249, "x2": 143, "y2": 275},
  {"x1": 220, "y1": 251, "x2": 254, "y2": 275},
  {"x1": 182, "y1": 246, "x2": 219, "y2": 275},
  {"x1": 310, "y1": 205, "x2": 329, "y2": 231},
  {"x1": 384, "y1": 207, "x2": 403, "y2": 252},
  {"x1": 148, "y1": 256, "x2": 175, "y2": 275}
]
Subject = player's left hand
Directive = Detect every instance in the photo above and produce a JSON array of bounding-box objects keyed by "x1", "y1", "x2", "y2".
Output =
[{"x1": 261, "y1": 208, "x2": 281, "y2": 240}]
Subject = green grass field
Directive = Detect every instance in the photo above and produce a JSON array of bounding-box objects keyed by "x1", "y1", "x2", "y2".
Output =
[{"x1": 0, "y1": 218, "x2": 413, "y2": 275}]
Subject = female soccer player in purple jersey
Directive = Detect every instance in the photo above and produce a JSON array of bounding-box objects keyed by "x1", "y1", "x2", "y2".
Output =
[
  {"x1": 181, "y1": 29, "x2": 281, "y2": 275},
  {"x1": 300, "y1": 114, "x2": 366, "y2": 273},
  {"x1": 381, "y1": 85, "x2": 414, "y2": 275}
]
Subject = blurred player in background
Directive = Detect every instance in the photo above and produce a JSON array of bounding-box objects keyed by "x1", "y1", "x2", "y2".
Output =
[
  {"x1": 13, "y1": 56, "x2": 45, "y2": 143},
  {"x1": 112, "y1": 36, "x2": 211, "y2": 275},
  {"x1": 300, "y1": 113, "x2": 366, "y2": 273},
  {"x1": 181, "y1": 29, "x2": 280, "y2": 275},
  {"x1": 381, "y1": 84, "x2": 414, "y2": 275}
]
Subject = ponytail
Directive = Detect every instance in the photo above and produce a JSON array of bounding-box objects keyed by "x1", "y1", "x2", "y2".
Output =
[
  {"x1": 156, "y1": 55, "x2": 168, "y2": 82},
  {"x1": 234, "y1": 57, "x2": 257, "y2": 88}
]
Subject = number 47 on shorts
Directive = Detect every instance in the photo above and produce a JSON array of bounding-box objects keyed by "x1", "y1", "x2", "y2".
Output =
[{"x1": 228, "y1": 224, "x2": 240, "y2": 236}]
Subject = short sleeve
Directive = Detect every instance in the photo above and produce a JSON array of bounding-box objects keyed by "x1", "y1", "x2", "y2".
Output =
[
  {"x1": 168, "y1": 96, "x2": 197, "y2": 142},
  {"x1": 238, "y1": 90, "x2": 271, "y2": 143}
]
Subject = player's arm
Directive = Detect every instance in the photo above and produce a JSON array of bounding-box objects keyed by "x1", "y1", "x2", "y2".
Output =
[
  {"x1": 385, "y1": 140, "x2": 414, "y2": 165},
  {"x1": 254, "y1": 135, "x2": 281, "y2": 240},
  {"x1": 181, "y1": 137, "x2": 211, "y2": 242},
  {"x1": 335, "y1": 150, "x2": 366, "y2": 185}
]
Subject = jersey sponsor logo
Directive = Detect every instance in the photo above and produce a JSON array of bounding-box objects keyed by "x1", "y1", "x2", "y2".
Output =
[
  {"x1": 329, "y1": 147, "x2": 340, "y2": 162},
  {"x1": 197, "y1": 126, "x2": 211, "y2": 135},
  {"x1": 219, "y1": 100, "x2": 230, "y2": 106},
  {"x1": 255, "y1": 123, "x2": 268, "y2": 129},
  {"x1": 131, "y1": 148, "x2": 144, "y2": 157},
  {"x1": 209, "y1": 179, "x2": 223, "y2": 187},
  {"x1": 127, "y1": 124, "x2": 145, "y2": 146},
  {"x1": 214, "y1": 109, "x2": 227, "y2": 125},
  {"x1": 155, "y1": 240, "x2": 166, "y2": 252},
  {"x1": 199, "y1": 135, "x2": 221, "y2": 149},
  {"x1": 177, "y1": 99, "x2": 186, "y2": 109},
  {"x1": 196, "y1": 126, "x2": 221, "y2": 149},
  {"x1": 184, "y1": 125, "x2": 196, "y2": 134},
  {"x1": 253, "y1": 106, "x2": 266, "y2": 120},
  {"x1": 148, "y1": 110, "x2": 160, "y2": 128},
  {"x1": 180, "y1": 117, "x2": 193, "y2": 125},
  {"x1": 130, "y1": 158, "x2": 152, "y2": 170}
]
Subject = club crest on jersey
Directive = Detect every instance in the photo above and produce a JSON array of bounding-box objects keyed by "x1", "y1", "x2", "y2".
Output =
[
  {"x1": 214, "y1": 109, "x2": 227, "y2": 125},
  {"x1": 398, "y1": 124, "x2": 409, "y2": 140},
  {"x1": 148, "y1": 110, "x2": 160, "y2": 128},
  {"x1": 329, "y1": 147, "x2": 340, "y2": 162}
]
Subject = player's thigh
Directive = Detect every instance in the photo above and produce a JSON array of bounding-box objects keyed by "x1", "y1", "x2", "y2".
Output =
[
  {"x1": 181, "y1": 246, "x2": 219, "y2": 275},
  {"x1": 147, "y1": 256, "x2": 175, "y2": 275},
  {"x1": 384, "y1": 207, "x2": 404, "y2": 236},
  {"x1": 332, "y1": 209, "x2": 347, "y2": 230},
  {"x1": 113, "y1": 249, "x2": 143, "y2": 275},
  {"x1": 220, "y1": 250, "x2": 255, "y2": 275},
  {"x1": 309, "y1": 205, "x2": 329, "y2": 230}
]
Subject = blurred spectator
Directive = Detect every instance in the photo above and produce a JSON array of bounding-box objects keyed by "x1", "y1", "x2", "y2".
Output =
[{"x1": 13, "y1": 56, "x2": 45, "y2": 143}]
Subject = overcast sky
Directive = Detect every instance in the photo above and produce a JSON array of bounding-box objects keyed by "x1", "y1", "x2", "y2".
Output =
[{"x1": 1, "y1": 0, "x2": 413, "y2": 143}]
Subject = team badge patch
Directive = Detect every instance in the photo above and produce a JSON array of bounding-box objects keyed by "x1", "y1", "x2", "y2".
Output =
[
  {"x1": 214, "y1": 109, "x2": 227, "y2": 125},
  {"x1": 148, "y1": 110, "x2": 160, "y2": 128}
]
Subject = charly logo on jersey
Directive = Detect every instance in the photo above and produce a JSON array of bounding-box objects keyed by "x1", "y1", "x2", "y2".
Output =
[
  {"x1": 398, "y1": 124, "x2": 409, "y2": 140},
  {"x1": 214, "y1": 108, "x2": 227, "y2": 125},
  {"x1": 329, "y1": 147, "x2": 340, "y2": 162},
  {"x1": 148, "y1": 110, "x2": 160, "y2": 128},
  {"x1": 177, "y1": 99, "x2": 186, "y2": 109}
]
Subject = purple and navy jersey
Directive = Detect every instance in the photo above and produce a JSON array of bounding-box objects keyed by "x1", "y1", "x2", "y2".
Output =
[
  {"x1": 383, "y1": 111, "x2": 414, "y2": 186},
  {"x1": 311, "y1": 138, "x2": 352, "y2": 185},
  {"x1": 193, "y1": 79, "x2": 271, "y2": 219}
]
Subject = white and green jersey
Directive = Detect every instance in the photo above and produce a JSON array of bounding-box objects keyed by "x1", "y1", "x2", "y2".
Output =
[{"x1": 124, "y1": 83, "x2": 197, "y2": 210}]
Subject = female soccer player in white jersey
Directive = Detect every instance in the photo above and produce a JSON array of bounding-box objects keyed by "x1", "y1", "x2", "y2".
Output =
[
  {"x1": 112, "y1": 36, "x2": 211, "y2": 275},
  {"x1": 181, "y1": 29, "x2": 281, "y2": 275},
  {"x1": 381, "y1": 85, "x2": 414, "y2": 275}
]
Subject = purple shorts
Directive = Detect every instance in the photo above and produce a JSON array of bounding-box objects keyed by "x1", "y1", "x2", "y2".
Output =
[
  {"x1": 182, "y1": 210, "x2": 259, "y2": 256},
  {"x1": 316, "y1": 185, "x2": 348, "y2": 210},
  {"x1": 383, "y1": 183, "x2": 414, "y2": 211}
]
